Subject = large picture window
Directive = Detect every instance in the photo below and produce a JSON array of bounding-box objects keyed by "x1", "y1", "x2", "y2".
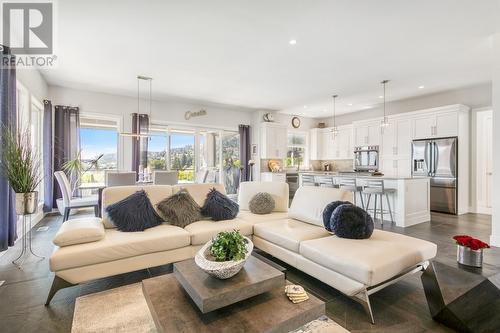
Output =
[
  {"x1": 79, "y1": 117, "x2": 119, "y2": 184},
  {"x1": 169, "y1": 131, "x2": 195, "y2": 182}
]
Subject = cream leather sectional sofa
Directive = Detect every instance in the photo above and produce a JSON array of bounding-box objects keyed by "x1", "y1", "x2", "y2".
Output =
[{"x1": 47, "y1": 182, "x2": 437, "y2": 323}]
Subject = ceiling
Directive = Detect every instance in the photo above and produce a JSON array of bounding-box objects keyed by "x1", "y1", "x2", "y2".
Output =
[{"x1": 40, "y1": 0, "x2": 500, "y2": 118}]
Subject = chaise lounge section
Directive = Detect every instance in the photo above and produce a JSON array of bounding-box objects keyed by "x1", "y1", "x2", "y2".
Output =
[{"x1": 46, "y1": 182, "x2": 437, "y2": 323}]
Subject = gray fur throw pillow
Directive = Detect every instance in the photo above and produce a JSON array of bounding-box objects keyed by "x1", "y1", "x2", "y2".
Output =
[
  {"x1": 249, "y1": 192, "x2": 275, "y2": 214},
  {"x1": 201, "y1": 188, "x2": 239, "y2": 221},
  {"x1": 105, "y1": 190, "x2": 163, "y2": 232},
  {"x1": 156, "y1": 190, "x2": 201, "y2": 228}
]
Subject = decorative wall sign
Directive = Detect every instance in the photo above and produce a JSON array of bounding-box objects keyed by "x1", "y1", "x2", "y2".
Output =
[
  {"x1": 185, "y1": 109, "x2": 207, "y2": 120},
  {"x1": 291, "y1": 116, "x2": 301, "y2": 128}
]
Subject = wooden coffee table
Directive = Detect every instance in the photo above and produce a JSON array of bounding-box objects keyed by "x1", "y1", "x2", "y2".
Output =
[{"x1": 142, "y1": 257, "x2": 325, "y2": 333}]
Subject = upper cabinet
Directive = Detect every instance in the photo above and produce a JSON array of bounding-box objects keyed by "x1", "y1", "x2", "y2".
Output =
[
  {"x1": 309, "y1": 125, "x2": 352, "y2": 160},
  {"x1": 260, "y1": 122, "x2": 287, "y2": 159},
  {"x1": 353, "y1": 120, "x2": 381, "y2": 146},
  {"x1": 412, "y1": 110, "x2": 459, "y2": 139}
]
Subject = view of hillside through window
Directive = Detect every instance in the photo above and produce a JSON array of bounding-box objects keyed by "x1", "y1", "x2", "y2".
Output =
[{"x1": 80, "y1": 127, "x2": 118, "y2": 183}]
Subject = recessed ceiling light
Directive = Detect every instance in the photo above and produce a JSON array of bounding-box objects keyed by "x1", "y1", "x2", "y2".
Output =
[
  {"x1": 303, "y1": 105, "x2": 307, "y2": 108},
  {"x1": 289, "y1": 39, "x2": 297, "y2": 45},
  {"x1": 378, "y1": 95, "x2": 383, "y2": 99},
  {"x1": 418, "y1": 85, "x2": 425, "y2": 89},
  {"x1": 347, "y1": 103, "x2": 353, "y2": 106}
]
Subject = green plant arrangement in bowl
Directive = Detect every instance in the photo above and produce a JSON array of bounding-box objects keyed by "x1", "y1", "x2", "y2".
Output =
[
  {"x1": 0, "y1": 126, "x2": 42, "y2": 215},
  {"x1": 195, "y1": 230, "x2": 253, "y2": 279}
]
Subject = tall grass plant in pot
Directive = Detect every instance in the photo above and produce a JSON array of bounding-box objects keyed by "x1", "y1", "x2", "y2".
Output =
[{"x1": 0, "y1": 126, "x2": 42, "y2": 215}]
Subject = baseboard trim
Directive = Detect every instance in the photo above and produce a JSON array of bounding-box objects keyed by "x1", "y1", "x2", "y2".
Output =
[{"x1": 490, "y1": 235, "x2": 500, "y2": 248}]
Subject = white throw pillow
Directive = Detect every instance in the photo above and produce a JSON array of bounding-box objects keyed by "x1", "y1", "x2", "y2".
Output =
[{"x1": 53, "y1": 217, "x2": 105, "y2": 247}]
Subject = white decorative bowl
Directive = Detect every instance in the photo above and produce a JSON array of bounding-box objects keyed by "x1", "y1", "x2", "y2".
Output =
[{"x1": 195, "y1": 236, "x2": 253, "y2": 279}]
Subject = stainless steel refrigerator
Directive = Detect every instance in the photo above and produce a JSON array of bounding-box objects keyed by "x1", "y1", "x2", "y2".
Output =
[{"x1": 411, "y1": 137, "x2": 458, "y2": 214}]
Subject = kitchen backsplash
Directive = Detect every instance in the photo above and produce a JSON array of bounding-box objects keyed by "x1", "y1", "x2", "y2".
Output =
[{"x1": 311, "y1": 159, "x2": 353, "y2": 172}]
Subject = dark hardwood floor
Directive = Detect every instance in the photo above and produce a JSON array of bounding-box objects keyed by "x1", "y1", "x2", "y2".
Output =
[{"x1": 0, "y1": 210, "x2": 498, "y2": 333}]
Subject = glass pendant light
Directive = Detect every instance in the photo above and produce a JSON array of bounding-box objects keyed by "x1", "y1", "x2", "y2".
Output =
[
  {"x1": 119, "y1": 75, "x2": 153, "y2": 138},
  {"x1": 380, "y1": 79, "x2": 390, "y2": 128},
  {"x1": 331, "y1": 94, "x2": 339, "y2": 138}
]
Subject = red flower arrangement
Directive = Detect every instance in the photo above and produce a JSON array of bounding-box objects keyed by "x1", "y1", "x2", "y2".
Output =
[{"x1": 453, "y1": 235, "x2": 490, "y2": 251}]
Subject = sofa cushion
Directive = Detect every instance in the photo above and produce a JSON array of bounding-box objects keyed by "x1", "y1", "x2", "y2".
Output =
[
  {"x1": 289, "y1": 186, "x2": 352, "y2": 227},
  {"x1": 253, "y1": 219, "x2": 330, "y2": 253},
  {"x1": 299, "y1": 230, "x2": 437, "y2": 286},
  {"x1": 53, "y1": 217, "x2": 105, "y2": 247},
  {"x1": 157, "y1": 189, "x2": 201, "y2": 227},
  {"x1": 249, "y1": 192, "x2": 275, "y2": 214},
  {"x1": 50, "y1": 224, "x2": 191, "y2": 271},
  {"x1": 105, "y1": 190, "x2": 163, "y2": 232},
  {"x1": 172, "y1": 183, "x2": 226, "y2": 207},
  {"x1": 184, "y1": 218, "x2": 253, "y2": 245},
  {"x1": 102, "y1": 185, "x2": 173, "y2": 228},
  {"x1": 238, "y1": 181, "x2": 289, "y2": 212},
  {"x1": 201, "y1": 188, "x2": 239, "y2": 221},
  {"x1": 237, "y1": 211, "x2": 288, "y2": 225}
]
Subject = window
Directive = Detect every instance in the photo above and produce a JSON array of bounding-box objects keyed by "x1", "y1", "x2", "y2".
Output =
[
  {"x1": 285, "y1": 132, "x2": 307, "y2": 169},
  {"x1": 169, "y1": 131, "x2": 195, "y2": 182},
  {"x1": 147, "y1": 132, "x2": 168, "y2": 170},
  {"x1": 79, "y1": 117, "x2": 119, "y2": 184},
  {"x1": 30, "y1": 100, "x2": 44, "y2": 201}
]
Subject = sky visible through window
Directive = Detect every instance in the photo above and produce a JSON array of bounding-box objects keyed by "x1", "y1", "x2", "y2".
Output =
[
  {"x1": 148, "y1": 133, "x2": 194, "y2": 152},
  {"x1": 80, "y1": 128, "x2": 118, "y2": 159}
]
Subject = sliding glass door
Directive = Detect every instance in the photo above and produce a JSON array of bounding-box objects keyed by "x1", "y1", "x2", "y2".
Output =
[{"x1": 145, "y1": 125, "x2": 240, "y2": 190}]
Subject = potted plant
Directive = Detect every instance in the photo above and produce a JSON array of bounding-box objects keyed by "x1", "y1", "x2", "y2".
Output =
[
  {"x1": 62, "y1": 151, "x2": 103, "y2": 196},
  {"x1": 195, "y1": 230, "x2": 253, "y2": 279},
  {"x1": 453, "y1": 235, "x2": 490, "y2": 268},
  {"x1": 0, "y1": 127, "x2": 42, "y2": 215}
]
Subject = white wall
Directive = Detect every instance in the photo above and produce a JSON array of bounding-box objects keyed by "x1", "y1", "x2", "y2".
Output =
[
  {"x1": 491, "y1": 34, "x2": 500, "y2": 248},
  {"x1": 49, "y1": 86, "x2": 255, "y2": 170},
  {"x1": 317, "y1": 83, "x2": 492, "y2": 127},
  {"x1": 16, "y1": 69, "x2": 48, "y2": 102}
]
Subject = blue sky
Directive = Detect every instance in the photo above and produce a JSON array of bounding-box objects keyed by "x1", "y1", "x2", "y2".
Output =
[
  {"x1": 80, "y1": 128, "x2": 117, "y2": 159},
  {"x1": 80, "y1": 129, "x2": 194, "y2": 157}
]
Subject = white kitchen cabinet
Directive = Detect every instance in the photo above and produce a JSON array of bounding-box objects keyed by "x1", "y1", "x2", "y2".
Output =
[
  {"x1": 309, "y1": 128, "x2": 321, "y2": 160},
  {"x1": 260, "y1": 122, "x2": 287, "y2": 159},
  {"x1": 310, "y1": 126, "x2": 352, "y2": 160},
  {"x1": 435, "y1": 111, "x2": 458, "y2": 137},
  {"x1": 260, "y1": 172, "x2": 286, "y2": 182},
  {"x1": 354, "y1": 120, "x2": 381, "y2": 146},
  {"x1": 412, "y1": 111, "x2": 458, "y2": 139}
]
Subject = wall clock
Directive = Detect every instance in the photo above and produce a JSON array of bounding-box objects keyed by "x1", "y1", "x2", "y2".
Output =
[{"x1": 291, "y1": 116, "x2": 301, "y2": 128}]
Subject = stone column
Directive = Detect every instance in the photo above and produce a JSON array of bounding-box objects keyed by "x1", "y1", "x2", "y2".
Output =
[{"x1": 492, "y1": 33, "x2": 500, "y2": 247}]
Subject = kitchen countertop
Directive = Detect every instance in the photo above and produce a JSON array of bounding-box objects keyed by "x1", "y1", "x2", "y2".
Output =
[{"x1": 295, "y1": 171, "x2": 428, "y2": 181}]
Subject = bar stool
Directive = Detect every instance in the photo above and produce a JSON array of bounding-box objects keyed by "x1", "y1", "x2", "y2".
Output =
[
  {"x1": 316, "y1": 175, "x2": 336, "y2": 188},
  {"x1": 301, "y1": 174, "x2": 316, "y2": 186},
  {"x1": 339, "y1": 178, "x2": 365, "y2": 209},
  {"x1": 362, "y1": 179, "x2": 395, "y2": 226}
]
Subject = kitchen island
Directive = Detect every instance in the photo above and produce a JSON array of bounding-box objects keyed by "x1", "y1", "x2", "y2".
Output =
[{"x1": 298, "y1": 172, "x2": 430, "y2": 228}]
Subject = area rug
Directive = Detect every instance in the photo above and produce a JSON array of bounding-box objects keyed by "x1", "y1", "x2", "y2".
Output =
[{"x1": 72, "y1": 283, "x2": 349, "y2": 333}]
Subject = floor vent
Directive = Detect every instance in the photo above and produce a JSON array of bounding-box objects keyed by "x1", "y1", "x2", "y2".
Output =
[{"x1": 37, "y1": 226, "x2": 49, "y2": 232}]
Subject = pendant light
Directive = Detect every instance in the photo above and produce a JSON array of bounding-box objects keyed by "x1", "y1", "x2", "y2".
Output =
[
  {"x1": 380, "y1": 79, "x2": 390, "y2": 128},
  {"x1": 119, "y1": 75, "x2": 153, "y2": 138},
  {"x1": 331, "y1": 94, "x2": 339, "y2": 138}
]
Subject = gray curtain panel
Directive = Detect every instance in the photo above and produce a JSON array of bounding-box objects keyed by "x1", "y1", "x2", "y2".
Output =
[
  {"x1": 238, "y1": 124, "x2": 251, "y2": 182},
  {"x1": 53, "y1": 105, "x2": 80, "y2": 207},
  {"x1": 0, "y1": 45, "x2": 18, "y2": 251},
  {"x1": 43, "y1": 100, "x2": 53, "y2": 212},
  {"x1": 131, "y1": 113, "x2": 149, "y2": 176}
]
